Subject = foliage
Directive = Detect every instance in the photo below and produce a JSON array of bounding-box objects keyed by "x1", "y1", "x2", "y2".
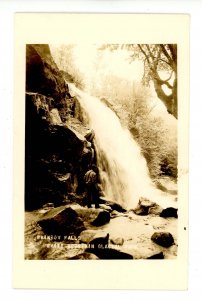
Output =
[
  {"x1": 99, "y1": 44, "x2": 177, "y2": 118},
  {"x1": 50, "y1": 44, "x2": 84, "y2": 89},
  {"x1": 135, "y1": 115, "x2": 177, "y2": 178},
  {"x1": 88, "y1": 73, "x2": 177, "y2": 178}
]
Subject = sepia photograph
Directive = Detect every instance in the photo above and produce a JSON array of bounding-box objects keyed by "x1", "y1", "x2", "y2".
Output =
[
  {"x1": 13, "y1": 13, "x2": 189, "y2": 289},
  {"x1": 25, "y1": 43, "x2": 179, "y2": 260}
]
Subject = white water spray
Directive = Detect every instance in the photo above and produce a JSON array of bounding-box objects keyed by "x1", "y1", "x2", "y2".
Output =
[{"x1": 69, "y1": 84, "x2": 177, "y2": 209}]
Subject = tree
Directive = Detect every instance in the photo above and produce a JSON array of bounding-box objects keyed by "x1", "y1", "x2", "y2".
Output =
[
  {"x1": 99, "y1": 44, "x2": 178, "y2": 118},
  {"x1": 136, "y1": 44, "x2": 177, "y2": 118}
]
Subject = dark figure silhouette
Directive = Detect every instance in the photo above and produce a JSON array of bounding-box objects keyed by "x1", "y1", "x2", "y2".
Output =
[{"x1": 84, "y1": 166, "x2": 100, "y2": 208}]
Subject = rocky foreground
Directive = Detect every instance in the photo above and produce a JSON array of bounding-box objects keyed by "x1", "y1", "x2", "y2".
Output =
[{"x1": 25, "y1": 196, "x2": 178, "y2": 260}]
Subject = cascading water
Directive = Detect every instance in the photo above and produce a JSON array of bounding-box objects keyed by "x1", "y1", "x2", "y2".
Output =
[{"x1": 69, "y1": 84, "x2": 176, "y2": 210}]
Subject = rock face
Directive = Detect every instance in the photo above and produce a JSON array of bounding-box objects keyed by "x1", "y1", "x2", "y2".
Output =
[
  {"x1": 26, "y1": 44, "x2": 70, "y2": 119},
  {"x1": 25, "y1": 92, "x2": 86, "y2": 210},
  {"x1": 25, "y1": 44, "x2": 97, "y2": 210}
]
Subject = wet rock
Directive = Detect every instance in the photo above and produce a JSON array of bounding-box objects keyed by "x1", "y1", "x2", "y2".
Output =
[
  {"x1": 151, "y1": 232, "x2": 174, "y2": 248},
  {"x1": 38, "y1": 206, "x2": 85, "y2": 236},
  {"x1": 160, "y1": 207, "x2": 178, "y2": 218},
  {"x1": 110, "y1": 237, "x2": 124, "y2": 246},
  {"x1": 70, "y1": 252, "x2": 99, "y2": 260},
  {"x1": 147, "y1": 252, "x2": 164, "y2": 259}
]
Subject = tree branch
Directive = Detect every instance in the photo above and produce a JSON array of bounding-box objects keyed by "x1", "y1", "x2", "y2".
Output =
[
  {"x1": 160, "y1": 44, "x2": 172, "y2": 63},
  {"x1": 137, "y1": 44, "x2": 155, "y2": 72},
  {"x1": 155, "y1": 78, "x2": 173, "y2": 89},
  {"x1": 167, "y1": 44, "x2": 177, "y2": 62},
  {"x1": 153, "y1": 71, "x2": 174, "y2": 89}
]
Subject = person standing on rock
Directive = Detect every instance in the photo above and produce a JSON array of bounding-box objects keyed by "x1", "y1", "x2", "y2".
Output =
[{"x1": 84, "y1": 165, "x2": 100, "y2": 209}]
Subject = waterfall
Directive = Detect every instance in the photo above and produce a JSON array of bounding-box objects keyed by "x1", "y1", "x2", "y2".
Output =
[{"x1": 69, "y1": 84, "x2": 176, "y2": 210}]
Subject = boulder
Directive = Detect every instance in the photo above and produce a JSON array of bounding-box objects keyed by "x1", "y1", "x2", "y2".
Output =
[
  {"x1": 71, "y1": 205, "x2": 111, "y2": 227},
  {"x1": 80, "y1": 230, "x2": 109, "y2": 244},
  {"x1": 160, "y1": 207, "x2": 178, "y2": 218},
  {"x1": 38, "y1": 206, "x2": 85, "y2": 236},
  {"x1": 91, "y1": 211, "x2": 110, "y2": 226},
  {"x1": 133, "y1": 197, "x2": 163, "y2": 216},
  {"x1": 151, "y1": 232, "x2": 174, "y2": 248}
]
